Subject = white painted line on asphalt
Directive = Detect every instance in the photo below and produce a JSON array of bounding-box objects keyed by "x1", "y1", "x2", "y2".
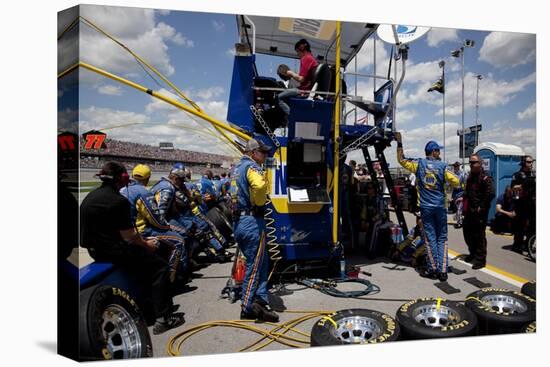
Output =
[{"x1": 448, "y1": 249, "x2": 527, "y2": 288}]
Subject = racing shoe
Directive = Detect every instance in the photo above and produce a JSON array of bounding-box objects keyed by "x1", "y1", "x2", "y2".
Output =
[
  {"x1": 418, "y1": 268, "x2": 438, "y2": 280},
  {"x1": 472, "y1": 262, "x2": 486, "y2": 270},
  {"x1": 463, "y1": 255, "x2": 474, "y2": 263},
  {"x1": 240, "y1": 302, "x2": 279, "y2": 323},
  {"x1": 438, "y1": 272, "x2": 448, "y2": 282},
  {"x1": 215, "y1": 251, "x2": 233, "y2": 263},
  {"x1": 153, "y1": 312, "x2": 185, "y2": 335}
]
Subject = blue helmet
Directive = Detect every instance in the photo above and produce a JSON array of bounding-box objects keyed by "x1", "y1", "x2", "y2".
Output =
[{"x1": 170, "y1": 163, "x2": 186, "y2": 179}]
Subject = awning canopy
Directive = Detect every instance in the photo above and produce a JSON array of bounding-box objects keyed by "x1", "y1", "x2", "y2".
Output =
[{"x1": 237, "y1": 15, "x2": 378, "y2": 67}]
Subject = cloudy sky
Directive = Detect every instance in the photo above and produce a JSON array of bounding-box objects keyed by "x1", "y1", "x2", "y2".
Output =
[{"x1": 58, "y1": 5, "x2": 536, "y2": 164}]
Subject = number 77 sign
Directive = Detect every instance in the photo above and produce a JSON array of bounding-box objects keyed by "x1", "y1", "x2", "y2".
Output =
[{"x1": 82, "y1": 130, "x2": 107, "y2": 150}]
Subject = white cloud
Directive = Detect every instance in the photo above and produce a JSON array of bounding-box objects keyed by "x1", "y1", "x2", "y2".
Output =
[
  {"x1": 480, "y1": 125, "x2": 536, "y2": 157},
  {"x1": 80, "y1": 106, "x2": 149, "y2": 133},
  {"x1": 226, "y1": 48, "x2": 236, "y2": 57},
  {"x1": 353, "y1": 38, "x2": 391, "y2": 71},
  {"x1": 517, "y1": 103, "x2": 536, "y2": 121},
  {"x1": 78, "y1": 5, "x2": 194, "y2": 80},
  {"x1": 58, "y1": 108, "x2": 79, "y2": 133},
  {"x1": 145, "y1": 88, "x2": 186, "y2": 114},
  {"x1": 96, "y1": 84, "x2": 122, "y2": 96},
  {"x1": 155, "y1": 22, "x2": 194, "y2": 47},
  {"x1": 397, "y1": 109, "x2": 418, "y2": 124},
  {"x1": 399, "y1": 71, "x2": 535, "y2": 117},
  {"x1": 426, "y1": 28, "x2": 459, "y2": 47},
  {"x1": 79, "y1": 105, "x2": 235, "y2": 156},
  {"x1": 196, "y1": 86, "x2": 225, "y2": 100},
  {"x1": 212, "y1": 20, "x2": 225, "y2": 32},
  {"x1": 479, "y1": 32, "x2": 536, "y2": 68}
]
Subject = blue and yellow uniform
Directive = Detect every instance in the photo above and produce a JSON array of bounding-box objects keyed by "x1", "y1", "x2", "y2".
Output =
[
  {"x1": 398, "y1": 155, "x2": 459, "y2": 274},
  {"x1": 233, "y1": 155, "x2": 270, "y2": 312},
  {"x1": 200, "y1": 175, "x2": 217, "y2": 204},
  {"x1": 151, "y1": 177, "x2": 225, "y2": 254},
  {"x1": 120, "y1": 181, "x2": 187, "y2": 280}
]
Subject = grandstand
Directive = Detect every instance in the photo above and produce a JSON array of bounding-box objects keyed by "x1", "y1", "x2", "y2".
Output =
[{"x1": 80, "y1": 138, "x2": 235, "y2": 175}]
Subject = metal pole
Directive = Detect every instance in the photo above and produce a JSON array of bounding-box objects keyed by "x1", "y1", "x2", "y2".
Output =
[
  {"x1": 332, "y1": 21, "x2": 342, "y2": 246},
  {"x1": 373, "y1": 37, "x2": 377, "y2": 92},
  {"x1": 475, "y1": 75, "x2": 480, "y2": 147},
  {"x1": 461, "y1": 47, "x2": 465, "y2": 168},
  {"x1": 355, "y1": 53, "x2": 358, "y2": 124},
  {"x1": 394, "y1": 52, "x2": 397, "y2": 128},
  {"x1": 443, "y1": 63, "x2": 446, "y2": 163}
]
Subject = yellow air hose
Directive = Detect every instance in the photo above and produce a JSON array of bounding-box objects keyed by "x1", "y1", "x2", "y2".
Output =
[
  {"x1": 166, "y1": 310, "x2": 335, "y2": 356},
  {"x1": 264, "y1": 195, "x2": 282, "y2": 281}
]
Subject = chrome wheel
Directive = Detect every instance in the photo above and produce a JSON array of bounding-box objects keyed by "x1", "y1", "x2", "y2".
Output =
[
  {"x1": 480, "y1": 294, "x2": 528, "y2": 315},
  {"x1": 330, "y1": 316, "x2": 384, "y2": 343},
  {"x1": 412, "y1": 304, "x2": 461, "y2": 328},
  {"x1": 101, "y1": 304, "x2": 143, "y2": 359}
]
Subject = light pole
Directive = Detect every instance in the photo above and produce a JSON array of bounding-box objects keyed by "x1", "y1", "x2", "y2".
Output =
[
  {"x1": 451, "y1": 39, "x2": 475, "y2": 168},
  {"x1": 439, "y1": 60, "x2": 446, "y2": 163},
  {"x1": 475, "y1": 74, "x2": 483, "y2": 147}
]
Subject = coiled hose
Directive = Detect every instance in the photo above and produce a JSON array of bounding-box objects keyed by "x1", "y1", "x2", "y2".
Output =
[{"x1": 264, "y1": 195, "x2": 282, "y2": 281}]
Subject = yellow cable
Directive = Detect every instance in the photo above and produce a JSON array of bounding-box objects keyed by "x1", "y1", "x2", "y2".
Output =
[
  {"x1": 57, "y1": 16, "x2": 79, "y2": 40},
  {"x1": 321, "y1": 315, "x2": 338, "y2": 329},
  {"x1": 79, "y1": 16, "x2": 242, "y2": 153},
  {"x1": 243, "y1": 312, "x2": 322, "y2": 352},
  {"x1": 166, "y1": 310, "x2": 335, "y2": 356}
]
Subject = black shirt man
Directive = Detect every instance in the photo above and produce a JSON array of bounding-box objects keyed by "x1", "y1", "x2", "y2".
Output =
[{"x1": 80, "y1": 162, "x2": 184, "y2": 335}]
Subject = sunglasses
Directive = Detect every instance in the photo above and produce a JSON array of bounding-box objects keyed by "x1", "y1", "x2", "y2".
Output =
[{"x1": 469, "y1": 161, "x2": 480, "y2": 165}]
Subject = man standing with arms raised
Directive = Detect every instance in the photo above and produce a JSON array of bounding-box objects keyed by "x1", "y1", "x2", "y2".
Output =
[{"x1": 395, "y1": 132, "x2": 459, "y2": 281}]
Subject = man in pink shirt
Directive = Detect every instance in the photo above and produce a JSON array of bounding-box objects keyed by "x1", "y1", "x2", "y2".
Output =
[{"x1": 278, "y1": 39, "x2": 319, "y2": 118}]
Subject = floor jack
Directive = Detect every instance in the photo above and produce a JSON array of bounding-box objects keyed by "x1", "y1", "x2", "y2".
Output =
[{"x1": 221, "y1": 247, "x2": 245, "y2": 303}]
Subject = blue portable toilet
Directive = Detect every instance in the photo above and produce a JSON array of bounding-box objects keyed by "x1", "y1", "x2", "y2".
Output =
[{"x1": 473, "y1": 142, "x2": 525, "y2": 223}]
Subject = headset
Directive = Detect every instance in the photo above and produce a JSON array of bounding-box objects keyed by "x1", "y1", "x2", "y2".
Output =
[{"x1": 97, "y1": 162, "x2": 130, "y2": 187}]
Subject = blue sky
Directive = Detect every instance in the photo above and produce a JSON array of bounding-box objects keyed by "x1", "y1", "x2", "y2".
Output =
[{"x1": 58, "y1": 4, "x2": 536, "y2": 165}]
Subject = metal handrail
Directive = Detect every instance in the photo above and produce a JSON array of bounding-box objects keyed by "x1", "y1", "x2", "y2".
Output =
[
  {"x1": 251, "y1": 86, "x2": 391, "y2": 107},
  {"x1": 243, "y1": 15, "x2": 256, "y2": 54}
]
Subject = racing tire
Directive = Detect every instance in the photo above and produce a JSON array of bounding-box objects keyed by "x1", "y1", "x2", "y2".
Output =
[
  {"x1": 465, "y1": 288, "x2": 536, "y2": 335},
  {"x1": 218, "y1": 200, "x2": 233, "y2": 223},
  {"x1": 527, "y1": 235, "x2": 536, "y2": 262},
  {"x1": 521, "y1": 281, "x2": 536, "y2": 299},
  {"x1": 206, "y1": 207, "x2": 233, "y2": 243},
  {"x1": 310, "y1": 309, "x2": 399, "y2": 346},
  {"x1": 79, "y1": 285, "x2": 153, "y2": 360},
  {"x1": 396, "y1": 298, "x2": 478, "y2": 340},
  {"x1": 521, "y1": 321, "x2": 536, "y2": 333}
]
